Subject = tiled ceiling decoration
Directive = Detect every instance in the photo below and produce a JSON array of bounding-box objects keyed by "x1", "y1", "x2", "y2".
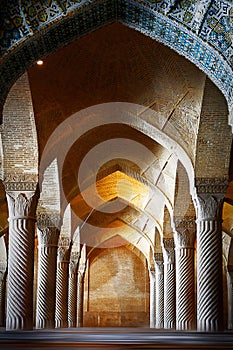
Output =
[{"x1": 0, "y1": 0, "x2": 233, "y2": 109}]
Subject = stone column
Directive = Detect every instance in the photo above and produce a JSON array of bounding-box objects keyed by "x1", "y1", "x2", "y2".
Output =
[
  {"x1": 194, "y1": 178, "x2": 227, "y2": 332},
  {"x1": 149, "y1": 266, "x2": 156, "y2": 328},
  {"x1": 163, "y1": 238, "x2": 176, "y2": 329},
  {"x1": 4, "y1": 183, "x2": 38, "y2": 330},
  {"x1": 55, "y1": 242, "x2": 71, "y2": 328},
  {"x1": 68, "y1": 255, "x2": 79, "y2": 328},
  {"x1": 0, "y1": 262, "x2": 7, "y2": 327},
  {"x1": 154, "y1": 253, "x2": 164, "y2": 329},
  {"x1": 174, "y1": 218, "x2": 196, "y2": 330},
  {"x1": 36, "y1": 212, "x2": 61, "y2": 329},
  {"x1": 77, "y1": 272, "x2": 85, "y2": 327}
]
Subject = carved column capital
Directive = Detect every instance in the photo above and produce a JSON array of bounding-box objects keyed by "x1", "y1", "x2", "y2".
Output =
[
  {"x1": 194, "y1": 193, "x2": 224, "y2": 221},
  {"x1": 5, "y1": 191, "x2": 38, "y2": 220},
  {"x1": 57, "y1": 246, "x2": 71, "y2": 263},
  {"x1": 37, "y1": 211, "x2": 62, "y2": 230},
  {"x1": 149, "y1": 266, "x2": 155, "y2": 279},
  {"x1": 154, "y1": 252, "x2": 163, "y2": 262},
  {"x1": 154, "y1": 253, "x2": 164, "y2": 273},
  {"x1": 163, "y1": 238, "x2": 175, "y2": 263},
  {"x1": 194, "y1": 177, "x2": 227, "y2": 221},
  {"x1": 37, "y1": 212, "x2": 61, "y2": 246},
  {"x1": 174, "y1": 216, "x2": 196, "y2": 231},
  {"x1": 69, "y1": 260, "x2": 78, "y2": 275}
]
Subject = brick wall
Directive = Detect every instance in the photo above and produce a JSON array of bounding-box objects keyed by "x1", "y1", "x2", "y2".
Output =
[
  {"x1": 2, "y1": 72, "x2": 38, "y2": 177},
  {"x1": 84, "y1": 245, "x2": 149, "y2": 327}
]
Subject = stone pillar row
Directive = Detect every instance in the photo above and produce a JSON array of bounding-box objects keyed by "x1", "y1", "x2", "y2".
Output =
[{"x1": 3, "y1": 177, "x2": 227, "y2": 332}]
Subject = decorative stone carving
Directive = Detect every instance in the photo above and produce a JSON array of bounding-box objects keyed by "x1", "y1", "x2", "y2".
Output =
[
  {"x1": 195, "y1": 194, "x2": 224, "y2": 221},
  {"x1": 175, "y1": 228, "x2": 196, "y2": 248},
  {"x1": 37, "y1": 211, "x2": 61, "y2": 230},
  {"x1": 174, "y1": 216, "x2": 196, "y2": 230},
  {"x1": 5, "y1": 189, "x2": 38, "y2": 330},
  {"x1": 195, "y1": 177, "x2": 228, "y2": 195},
  {"x1": 6, "y1": 191, "x2": 38, "y2": 219},
  {"x1": 194, "y1": 182, "x2": 226, "y2": 332},
  {"x1": 163, "y1": 238, "x2": 175, "y2": 263},
  {"x1": 4, "y1": 174, "x2": 38, "y2": 191}
]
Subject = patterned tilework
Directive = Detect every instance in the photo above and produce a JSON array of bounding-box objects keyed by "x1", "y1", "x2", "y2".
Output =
[
  {"x1": 118, "y1": 0, "x2": 233, "y2": 105},
  {"x1": 0, "y1": 0, "x2": 116, "y2": 111},
  {"x1": 200, "y1": 0, "x2": 233, "y2": 65},
  {"x1": 0, "y1": 0, "x2": 233, "y2": 111},
  {"x1": 169, "y1": 0, "x2": 213, "y2": 33},
  {"x1": 0, "y1": 0, "x2": 31, "y2": 52}
]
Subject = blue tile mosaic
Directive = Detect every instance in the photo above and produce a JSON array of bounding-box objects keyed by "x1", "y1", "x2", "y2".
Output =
[{"x1": 0, "y1": 0, "x2": 233, "y2": 111}]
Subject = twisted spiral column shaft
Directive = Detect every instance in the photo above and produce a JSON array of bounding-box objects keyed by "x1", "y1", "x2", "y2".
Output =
[
  {"x1": 164, "y1": 258, "x2": 176, "y2": 329},
  {"x1": 36, "y1": 229, "x2": 59, "y2": 329},
  {"x1": 149, "y1": 267, "x2": 156, "y2": 328},
  {"x1": 77, "y1": 272, "x2": 84, "y2": 327},
  {"x1": 163, "y1": 239, "x2": 176, "y2": 330},
  {"x1": 55, "y1": 246, "x2": 70, "y2": 328},
  {"x1": 176, "y1": 246, "x2": 195, "y2": 330},
  {"x1": 68, "y1": 262, "x2": 78, "y2": 328},
  {"x1": 154, "y1": 255, "x2": 164, "y2": 329},
  {"x1": 195, "y1": 193, "x2": 224, "y2": 332},
  {"x1": 5, "y1": 191, "x2": 38, "y2": 330}
]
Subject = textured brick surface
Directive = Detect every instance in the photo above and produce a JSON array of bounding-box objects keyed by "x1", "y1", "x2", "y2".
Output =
[{"x1": 84, "y1": 245, "x2": 149, "y2": 327}]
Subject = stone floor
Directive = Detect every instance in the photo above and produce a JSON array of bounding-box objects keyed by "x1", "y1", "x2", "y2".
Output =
[{"x1": 0, "y1": 328, "x2": 233, "y2": 349}]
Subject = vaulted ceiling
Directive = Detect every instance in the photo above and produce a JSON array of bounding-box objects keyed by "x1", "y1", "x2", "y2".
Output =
[{"x1": 0, "y1": 1, "x2": 233, "y2": 262}]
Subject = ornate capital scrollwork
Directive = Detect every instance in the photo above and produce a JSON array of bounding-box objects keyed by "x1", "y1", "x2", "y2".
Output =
[
  {"x1": 58, "y1": 235, "x2": 70, "y2": 247},
  {"x1": 174, "y1": 216, "x2": 196, "y2": 230},
  {"x1": 69, "y1": 260, "x2": 78, "y2": 275},
  {"x1": 57, "y1": 246, "x2": 71, "y2": 263},
  {"x1": 163, "y1": 238, "x2": 175, "y2": 263},
  {"x1": 6, "y1": 191, "x2": 38, "y2": 220},
  {"x1": 154, "y1": 253, "x2": 164, "y2": 273},
  {"x1": 37, "y1": 211, "x2": 61, "y2": 230},
  {"x1": 194, "y1": 193, "x2": 224, "y2": 221},
  {"x1": 154, "y1": 252, "x2": 163, "y2": 262},
  {"x1": 175, "y1": 228, "x2": 195, "y2": 248},
  {"x1": 70, "y1": 251, "x2": 80, "y2": 261},
  {"x1": 37, "y1": 226, "x2": 60, "y2": 246},
  {"x1": 163, "y1": 238, "x2": 175, "y2": 250}
]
